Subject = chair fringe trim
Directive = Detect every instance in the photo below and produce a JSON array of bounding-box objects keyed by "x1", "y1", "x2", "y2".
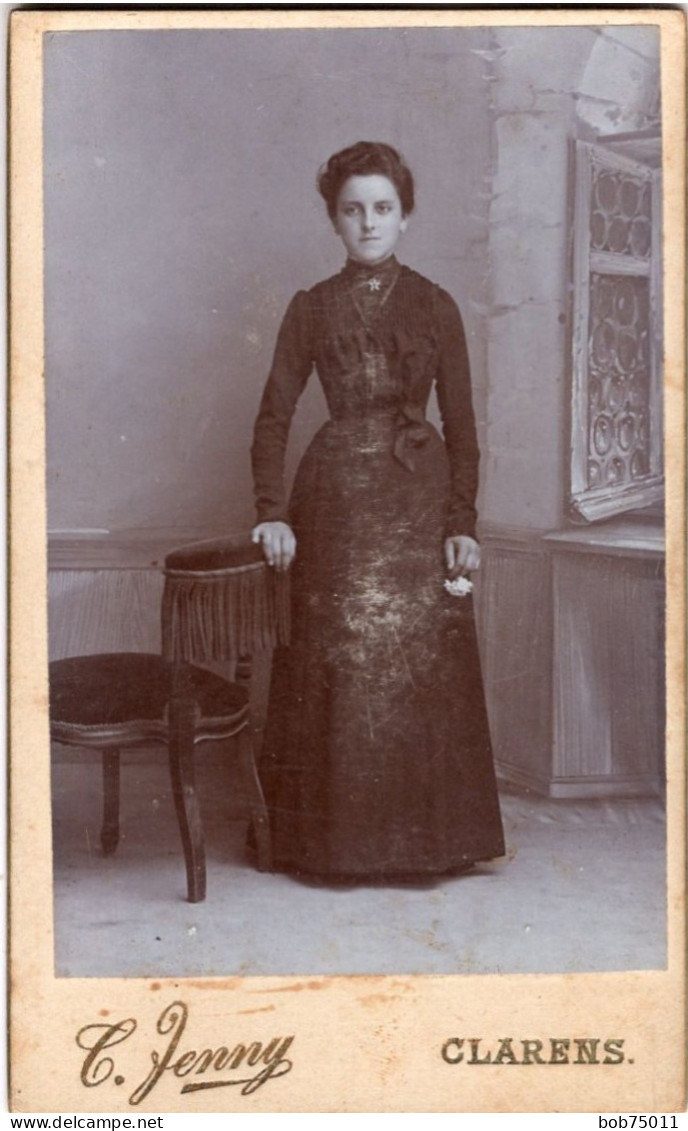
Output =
[{"x1": 161, "y1": 567, "x2": 290, "y2": 663}]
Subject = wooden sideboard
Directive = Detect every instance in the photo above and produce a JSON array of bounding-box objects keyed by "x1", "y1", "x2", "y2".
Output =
[{"x1": 479, "y1": 519, "x2": 665, "y2": 798}]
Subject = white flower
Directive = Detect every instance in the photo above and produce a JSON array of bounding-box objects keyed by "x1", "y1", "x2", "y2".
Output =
[{"x1": 444, "y1": 576, "x2": 473, "y2": 598}]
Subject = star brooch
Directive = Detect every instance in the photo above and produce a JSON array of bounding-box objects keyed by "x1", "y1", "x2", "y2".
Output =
[{"x1": 366, "y1": 277, "x2": 382, "y2": 292}]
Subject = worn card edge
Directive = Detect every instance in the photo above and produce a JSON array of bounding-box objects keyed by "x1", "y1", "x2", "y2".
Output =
[{"x1": 7, "y1": 6, "x2": 686, "y2": 1114}]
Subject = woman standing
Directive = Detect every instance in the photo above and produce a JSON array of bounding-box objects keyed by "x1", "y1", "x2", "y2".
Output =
[{"x1": 251, "y1": 141, "x2": 504, "y2": 880}]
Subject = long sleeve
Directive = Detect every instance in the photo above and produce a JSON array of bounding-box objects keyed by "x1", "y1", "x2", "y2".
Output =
[
  {"x1": 433, "y1": 287, "x2": 480, "y2": 540},
  {"x1": 251, "y1": 290, "x2": 314, "y2": 524}
]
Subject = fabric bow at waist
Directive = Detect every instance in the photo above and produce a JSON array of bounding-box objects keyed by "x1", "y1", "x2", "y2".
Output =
[
  {"x1": 329, "y1": 402, "x2": 431, "y2": 471},
  {"x1": 393, "y1": 403, "x2": 431, "y2": 472}
]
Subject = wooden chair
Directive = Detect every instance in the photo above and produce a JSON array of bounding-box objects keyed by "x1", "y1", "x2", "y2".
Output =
[{"x1": 49, "y1": 537, "x2": 289, "y2": 902}]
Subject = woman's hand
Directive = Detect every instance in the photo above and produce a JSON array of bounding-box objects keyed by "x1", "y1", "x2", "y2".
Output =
[
  {"x1": 252, "y1": 521, "x2": 296, "y2": 572},
  {"x1": 444, "y1": 534, "x2": 481, "y2": 577}
]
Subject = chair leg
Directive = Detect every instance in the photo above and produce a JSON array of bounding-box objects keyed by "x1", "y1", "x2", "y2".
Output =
[
  {"x1": 101, "y1": 749, "x2": 120, "y2": 856},
  {"x1": 168, "y1": 697, "x2": 206, "y2": 903},
  {"x1": 237, "y1": 725, "x2": 272, "y2": 873}
]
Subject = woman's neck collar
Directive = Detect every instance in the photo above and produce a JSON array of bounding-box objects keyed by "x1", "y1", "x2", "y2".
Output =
[{"x1": 343, "y1": 254, "x2": 399, "y2": 278}]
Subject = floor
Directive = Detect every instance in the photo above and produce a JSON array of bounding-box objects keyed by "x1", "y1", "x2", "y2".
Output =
[{"x1": 51, "y1": 752, "x2": 667, "y2": 979}]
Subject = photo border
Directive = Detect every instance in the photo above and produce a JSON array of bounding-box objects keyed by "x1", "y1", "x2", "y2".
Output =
[{"x1": 9, "y1": 7, "x2": 686, "y2": 1113}]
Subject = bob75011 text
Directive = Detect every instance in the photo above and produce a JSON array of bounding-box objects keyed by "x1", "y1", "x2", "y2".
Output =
[{"x1": 599, "y1": 1119, "x2": 679, "y2": 1128}]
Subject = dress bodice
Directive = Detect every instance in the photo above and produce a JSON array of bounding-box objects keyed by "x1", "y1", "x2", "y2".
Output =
[
  {"x1": 251, "y1": 260, "x2": 481, "y2": 539},
  {"x1": 311, "y1": 263, "x2": 438, "y2": 424}
]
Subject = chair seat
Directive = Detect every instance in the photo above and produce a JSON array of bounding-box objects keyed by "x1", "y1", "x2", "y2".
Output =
[
  {"x1": 49, "y1": 651, "x2": 269, "y2": 902},
  {"x1": 50, "y1": 653, "x2": 248, "y2": 729}
]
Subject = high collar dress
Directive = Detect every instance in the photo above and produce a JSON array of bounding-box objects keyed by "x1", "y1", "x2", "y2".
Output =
[{"x1": 251, "y1": 257, "x2": 505, "y2": 877}]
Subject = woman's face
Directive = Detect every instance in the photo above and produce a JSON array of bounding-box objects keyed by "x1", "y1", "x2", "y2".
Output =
[{"x1": 333, "y1": 174, "x2": 408, "y2": 267}]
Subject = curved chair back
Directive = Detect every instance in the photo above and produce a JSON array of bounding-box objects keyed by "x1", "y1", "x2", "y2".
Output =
[{"x1": 162, "y1": 535, "x2": 290, "y2": 665}]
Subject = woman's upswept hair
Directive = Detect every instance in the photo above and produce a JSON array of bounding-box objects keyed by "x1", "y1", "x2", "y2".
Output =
[{"x1": 317, "y1": 141, "x2": 415, "y2": 220}]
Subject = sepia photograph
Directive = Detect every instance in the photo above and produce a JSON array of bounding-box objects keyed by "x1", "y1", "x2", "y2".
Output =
[
  {"x1": 45, "y1": 18, "x2": 666, "y2": 978},
  {"x1": 9, "y1": 7, "x2": 685, "y2": 1113}
]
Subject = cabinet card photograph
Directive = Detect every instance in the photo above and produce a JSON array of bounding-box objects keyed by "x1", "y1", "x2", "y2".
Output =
[{"x1": 9, "y1": 7, "x2": 686, "y2": 1114}]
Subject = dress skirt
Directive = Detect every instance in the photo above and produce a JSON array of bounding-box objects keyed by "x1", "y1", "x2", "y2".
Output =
[{"x1": 258, "y1": 410, "x2": 505, "y2": 877}]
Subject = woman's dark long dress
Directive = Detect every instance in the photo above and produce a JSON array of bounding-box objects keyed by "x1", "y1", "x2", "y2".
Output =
[{"x1": 252, "y1": 255, "x2": 505, "y2": 877}]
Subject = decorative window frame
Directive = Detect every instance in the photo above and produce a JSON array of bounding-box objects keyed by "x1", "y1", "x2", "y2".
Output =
[{"x1": 569, "y1": 139, "x2": 663, "y2": 522}]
